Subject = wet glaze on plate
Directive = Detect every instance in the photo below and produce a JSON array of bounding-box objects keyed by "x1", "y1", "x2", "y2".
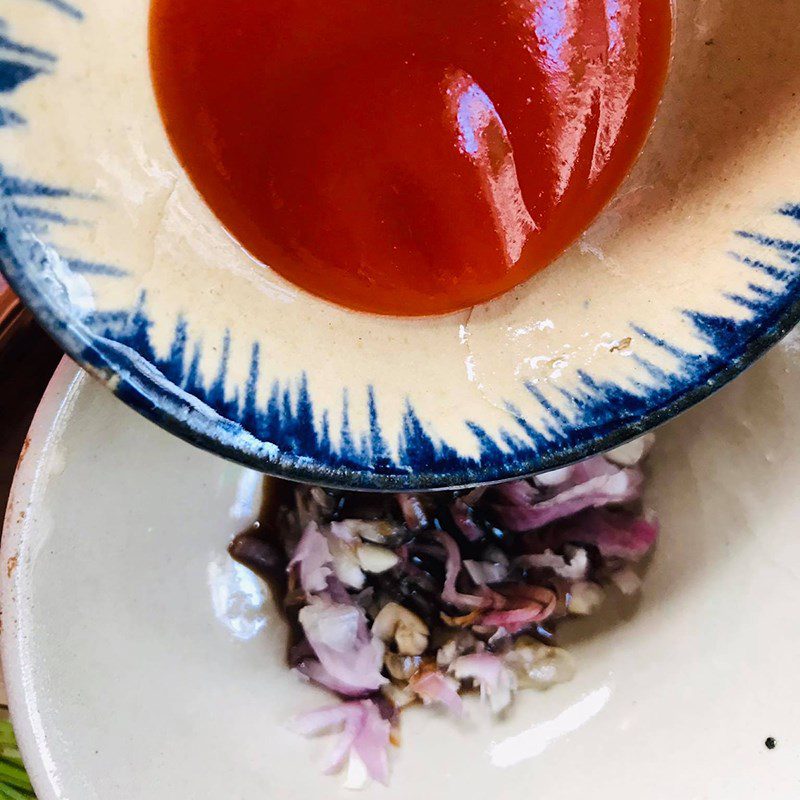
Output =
[{"x1": 2, "y1": 1, "x2": 800, "y2": 487}]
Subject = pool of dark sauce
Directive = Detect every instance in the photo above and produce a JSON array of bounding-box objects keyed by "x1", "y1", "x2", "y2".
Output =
[
  {"x1": 229, "y1": 479, "x2": 561, "y2": 668},
  {"x1": 228, "y1": 479, "x2": 302, "y2": 657}
]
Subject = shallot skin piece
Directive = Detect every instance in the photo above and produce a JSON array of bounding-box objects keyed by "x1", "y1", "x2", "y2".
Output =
[
  {"x1": 409, "y1": 670, "x2": 464, "y2": 716},
  {"x1": 297, "y1": 596, "x2": 387, "y2": 696},
  {"x1": 289, "y1": 700, "x2": 392, "y2": 784},
  {"x1": 230, "y1": 441, "x2": 660, "y2": 786},
  {"x1": 288, "y1": 523, "x2": 332, "y2": 593},
  {"x1": 451, "y1": 653, "x2": 517, "y2": 714}
]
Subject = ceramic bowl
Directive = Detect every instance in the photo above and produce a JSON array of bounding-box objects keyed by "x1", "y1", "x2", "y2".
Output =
[
  {"x1": 4, "y1": 349, "x2": 800, "y2": 798},
  {"x1": 2, "y1": 1, "x2": 800, "y2": 488}
]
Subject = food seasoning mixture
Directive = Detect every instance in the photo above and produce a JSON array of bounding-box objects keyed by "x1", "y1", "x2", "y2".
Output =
[{"x1": 230, "y1": 435, "x2": 657, "y2": 787}]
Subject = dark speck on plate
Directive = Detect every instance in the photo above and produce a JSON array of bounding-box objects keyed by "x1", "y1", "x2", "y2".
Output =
[{"x1": 765, "y1": 737, "x2": 777, "y2": 750}]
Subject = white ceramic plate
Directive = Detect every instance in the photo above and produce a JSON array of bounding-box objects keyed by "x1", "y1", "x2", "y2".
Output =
[
  {"x1": 3, "y1": 0, "x2": 800, "y2": 487},
  {"x1": 3, "y1": 351, "x2": 800, "y2": 799}
]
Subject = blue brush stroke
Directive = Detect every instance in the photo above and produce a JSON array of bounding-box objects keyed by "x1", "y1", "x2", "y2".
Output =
[
  {"x1": 11, "y1": 204, "x2": 74, "y2": 225},
  {"x1": 65, "y1": 258, "x2": 128, "y2": 277},
  {"x1": 33, "y1": 0, "x2": 83, "y2": 21},
  {"x1": 0, "y1": 32, "x2": 56, "y2": 63},
  {"x1": 0, "y1": 175, "x2": 71, "y2": 198},
  {"x1": 0, "y1": 20, "x2": 56, "y2": 131},
  {"x1": 0, "y1": 59, "x2": 41, "y2": 92},
  {"x1": 0, "y1": 107, "x2": 23, "y2": 127},
  {"x1": 779, "y1": 203, "x2": 800, "y2": 221}
]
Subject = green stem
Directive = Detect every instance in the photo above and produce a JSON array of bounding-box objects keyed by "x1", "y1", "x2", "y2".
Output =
[
  {"x1": 0, "y1": 761, "x2": 32, "y2": 792},
  {"x1": 0, "y1": 783, "x2": 34, "y2": 800},
  {"x1": 0, "y1": 749, "x2": 22, "y2": 767},
  {"x1": 0, "y1": 726, "x2": 16, "y2": 749},
  {"x1": 0, "y1": 724, "x2": 34, "y2": 798}
]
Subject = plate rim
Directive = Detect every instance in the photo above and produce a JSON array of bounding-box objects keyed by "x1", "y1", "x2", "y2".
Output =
[{"x1": 0, "y1": 357, "x2": 82, "y2": 800}]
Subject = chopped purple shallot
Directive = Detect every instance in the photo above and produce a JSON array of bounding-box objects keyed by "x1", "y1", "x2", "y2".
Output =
[{"x1": 230, "y1": 439, "x2": 659, "y2": 787}]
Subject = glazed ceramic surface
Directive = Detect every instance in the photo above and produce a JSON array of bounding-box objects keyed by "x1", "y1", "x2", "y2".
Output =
[
  {"x1": 2, "y1": 1, "x2": 800, "y2": 487},
  {"x1": 3, "y1": 351, "x2": 800, "y2": 798}
]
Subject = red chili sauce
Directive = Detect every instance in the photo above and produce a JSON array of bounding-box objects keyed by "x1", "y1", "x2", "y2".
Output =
[{"x1": 149, "y1": 0, "x2": 672, "y2": 315}]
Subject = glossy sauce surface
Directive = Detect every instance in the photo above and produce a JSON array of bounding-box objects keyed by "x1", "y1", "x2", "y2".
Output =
[{"x1": 150, "y1": 0, "x2": 672, "y2": 315}]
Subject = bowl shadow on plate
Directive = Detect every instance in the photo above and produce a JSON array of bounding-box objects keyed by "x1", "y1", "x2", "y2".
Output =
[{"x1": 560, "y1": 344, "x2": 791, "y2": 647}]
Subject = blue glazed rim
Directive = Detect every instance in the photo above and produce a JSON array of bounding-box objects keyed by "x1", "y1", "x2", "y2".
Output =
[{"x1": 3, "y1": 221, "x2": 800, "y2": 491}]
